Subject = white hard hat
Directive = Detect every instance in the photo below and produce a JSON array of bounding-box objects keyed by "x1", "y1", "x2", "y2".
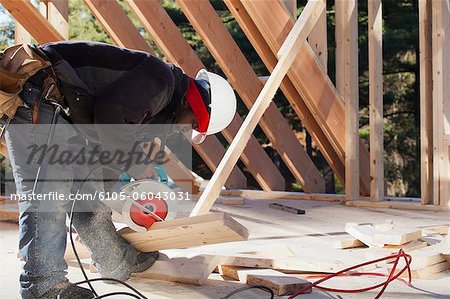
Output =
[{"x1": 191, "y1": 69, "x2": 237, "y2": 144}]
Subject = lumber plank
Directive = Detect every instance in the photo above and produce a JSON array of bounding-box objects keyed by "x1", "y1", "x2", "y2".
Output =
[
  {"x1": 345, "y1": 224, "x2": 385, "y2": 247},
  {"x1": 220, "y1": 189, "x2": 343, "y2": 202},
  {"x1": 419, "y1": 0, "x2": 434, "y2": 205},
  {"x1": 46, "y1": 0, "x2": 68, "y2": 39},
  {"x1": 308, "y1": 0, "x2": 327, "y2": 72},
  {"x1": 333, "y1": 237, "x2": 366, "y2": 249},
  {"x1": 0, "y1": 0, "x2": 64, "y2": 43},
  {"x1": 190, "y1": 0, "x2": 326, "y2": 216},
  {"x1": 119, "y1": 212, "x2": 249, "y2": 252},
  {"x1": 176, "y1": 0, "x2": 325, "y2": 192},
  {"x1": 241, "y1": 0, "x2": 371, "y2": 195},
  {"x1": 422, "y1": 225, "x2": 450, "y2": 236},
  {"x1": 125, "y1": 0, "x2": 280, "y2": 191},
  {"x1": 14, "y1": 22, "x2": 32, "y2": 44},
  {"x1": 368, "y1": 0, "x2": 384, "y2": 202},
  {"x1": 340, "y1": 0, "x2": 360, "y2": 201},
  {"x1": 133, "y1": 255, "x2": 221, "y2": 285},
  {"x1": 225, "y1": 0, "x2": 346, "y2": 187},
  {"x1": 373, "y1": 229, "x2": 422, "y2": 246},
  {"x1": 85, "y1": 0, "x2": 247, "y2": 189},
  {"x1": 220, "y1": 266, "x2": 311, "y2": 296},
  {"x1": 392, "y1": 261, "x2": 450, "y2": 279},
  {"x1": 83, "y1": 0, "x2": 152, "y2": 52}
]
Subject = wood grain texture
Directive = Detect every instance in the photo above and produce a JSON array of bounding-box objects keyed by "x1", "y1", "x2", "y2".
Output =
[
  {"x1": 190, "y1": 0, "x2": 326, "y2": 216},
  {"x1": 120, "y1": 213, "x2": 248, "y2": 252}
]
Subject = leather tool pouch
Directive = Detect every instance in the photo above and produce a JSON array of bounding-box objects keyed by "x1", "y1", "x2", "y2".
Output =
[{"x1": 0, "y1": 44, "x2": 52, "y2": 119}]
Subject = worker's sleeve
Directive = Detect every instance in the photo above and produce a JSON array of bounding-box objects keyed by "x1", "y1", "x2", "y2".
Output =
[{"x1": 93, "y1": 56, "x2": 175, "y2": 178}]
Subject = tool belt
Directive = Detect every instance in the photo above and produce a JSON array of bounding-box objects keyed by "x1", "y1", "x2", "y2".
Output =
[{"x1": 1, "y1": 43, "x2": 66, "y2": 121}]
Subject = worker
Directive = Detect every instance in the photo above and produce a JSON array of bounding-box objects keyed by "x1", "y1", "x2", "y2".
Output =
[{"x1": 0, "y1": 41, "x2": 236, "y2": 299}]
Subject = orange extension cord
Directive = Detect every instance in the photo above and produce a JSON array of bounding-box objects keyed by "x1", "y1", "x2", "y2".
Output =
[{"x1": 288, "y1": 249, "x2": 412, "y2": 299}]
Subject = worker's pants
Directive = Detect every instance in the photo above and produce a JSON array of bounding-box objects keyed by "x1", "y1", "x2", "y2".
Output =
[{"x1": 3, "y1": 84, "x2": 135, "y2": 298}]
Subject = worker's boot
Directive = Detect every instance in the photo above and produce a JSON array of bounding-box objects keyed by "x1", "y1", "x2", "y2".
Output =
[
  {"x1": 37, "y1": 282, "x2": 94, "y2": 299},
  {"x1": 96, "y1": 249, "x2": 159, "y2": 282}
]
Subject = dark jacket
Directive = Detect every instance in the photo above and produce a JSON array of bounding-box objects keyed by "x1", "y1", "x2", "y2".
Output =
[{"x1": 39, "y1": 41, "x2": 190, "y2": 176}]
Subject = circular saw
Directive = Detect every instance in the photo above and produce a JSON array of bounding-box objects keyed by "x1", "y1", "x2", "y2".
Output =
[{"x1": 120, "y1": 179, "x2": 178, "y2": 232}]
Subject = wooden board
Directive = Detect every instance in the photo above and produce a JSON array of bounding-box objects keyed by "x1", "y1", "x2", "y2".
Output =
[
  {"x1": 345, "y1": 224, "x2": 385, "y2": 247},
  {"x1": 176, "y1": 0, "x2": 325, "y2": 193},
  {"x1": 241, "y1": 0, "x2": 371, "y2": 195},
  {"x1": 133, "y1": 255, "x2": 221, "y2": 285},
  {"x1": 333, "y1": 237, "x2": 366, "y2": 249},
  {"x1": 119, "y1": 213, "x2": 248, "y2": 252},
  {"x1": 0, "y1": 0, "x2": 64, "y2": 43},
  {"x1": 368, "y1": 0, "x2": 384, "y2": 202},
  {"x1": 225, "y1": 0, "x2": 346, "y2": 187},
  {"x1": 391, "y1": 261, "x2": 450, "y2": 279},
  {"x1": 220, "y1": 266, "x2": 311, "y2": 296},
  {"x1": 190, "y1": 0, "x2": 326, "y2": 216},
  {"x1": 373, "y1": 229, "x2": 422, "y2": 246}
]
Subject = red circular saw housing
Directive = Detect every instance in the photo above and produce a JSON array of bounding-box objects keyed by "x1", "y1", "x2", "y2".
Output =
[{"x1": 130, "y1": 195, "x2": 168, "y2": 229}]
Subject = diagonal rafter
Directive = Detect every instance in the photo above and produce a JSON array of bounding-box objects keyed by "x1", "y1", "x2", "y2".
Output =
[
  {"x1": 191, "y1": 0, "x2": 326, "y2": 216},
  {"x1": 82, "y1": 0, "x2": 247, "y2": 189},
  {"x1": 224, "y1": 0, "x2": 345, "y2": 187},
  {"x1": 0, "y1": 0, "x2": 64, "y2": 43},
  {"x1": 125, "y1": 0, "x2": 286, "y2": 191},
  {"x1": 241, "y1": 0, "x2": 371, "y2": 195},
  {"x1": 174, "y1": 0, "x2": 324, "y2": 193}
]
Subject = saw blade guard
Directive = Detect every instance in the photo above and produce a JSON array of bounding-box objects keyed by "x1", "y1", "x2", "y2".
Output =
[{"x1": 121, "y1": 180, "x2": 178, "y2": 231}]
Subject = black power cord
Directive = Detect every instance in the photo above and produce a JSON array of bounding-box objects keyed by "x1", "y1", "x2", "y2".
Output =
[
  {"x1": 222, "y1": 285, "x2": 274, "y2": 299},
  {"x1": 65, "y1": 162, "x2": 149, "y2": 299}
]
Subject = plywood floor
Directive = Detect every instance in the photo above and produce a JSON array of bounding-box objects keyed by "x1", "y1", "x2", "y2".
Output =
[{"x1": 1, "y1": 198, "x2": 449, "y2": 298}]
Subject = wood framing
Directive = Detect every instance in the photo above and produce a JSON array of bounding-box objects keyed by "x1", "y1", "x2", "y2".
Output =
[
  {"x1": 83, "y1": 0, "x2": 152, "y2": 52},
  {"x1": 45, "y1": 0, "x2": 69, "y2": 39},
  {"x1": 337, "y1": 0, "x2": 360, "y2": 201},
  {"x1": 281, "y1": 0, "x2": 297, "y2": 20},
  {"x1": 119, "y1": 212, "x2": 249, "y2": 252},
  {"x1": 0, "y1": 0, "x2": 64, "y2": 43},
  {"x1": 190, "y1": 0, "x2": 326, "y2": 216},
  {"x1": 125, "y1": 0, "x2": 283, "y2": 191},
  {"x1": 84, "y1": 0, "x2": 247, "y2": 189},
  {"x1": 175, "y1": 0, "x2": 325, "y2": 192},
  {"x1": 225, "y1": 0, "x2": 346, "y2": 186},
  {"x1": 241, "y1": 0, "x2": 371, "y2": 196},
  {"x1": 432, "y1": 0, "x2": 450, "y2": 206},
  {"x1": 308, "y1": 0, "x2": 328, "y2": 71},
  {"x1": 419, "y1": 0, "x2": 434, "y2": 205},
  {"x1": 368, "y1": 0, "x2": 384, "y2": 201},
  {"x1": 14, "y1": 22, "x2": 31, "y2": 44}
]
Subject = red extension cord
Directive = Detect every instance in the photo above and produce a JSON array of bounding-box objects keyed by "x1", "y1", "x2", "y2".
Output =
[{"x1": 288, "y1": 249, "x2": 412, "y2": 298}]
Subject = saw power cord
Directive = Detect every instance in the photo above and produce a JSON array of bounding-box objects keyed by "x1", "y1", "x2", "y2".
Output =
[
  {"x1": 288, "y1": 249, "x2": 412, "y2": 299},
  {"x1": 69, "y1": 198, "x2": 149, "y2": 299}
]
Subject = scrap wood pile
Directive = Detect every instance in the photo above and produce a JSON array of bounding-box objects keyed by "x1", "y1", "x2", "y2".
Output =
[{"x1": 337, "y1": 222, "x2": 450, "y2": 279}]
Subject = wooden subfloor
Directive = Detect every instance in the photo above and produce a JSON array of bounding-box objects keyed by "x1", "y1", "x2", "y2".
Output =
[{"x1": 1, "y1": 198, "x2": 449, "y2": 298}]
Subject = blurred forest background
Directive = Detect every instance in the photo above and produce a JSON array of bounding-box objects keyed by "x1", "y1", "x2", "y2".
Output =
[{"x1": 0, "y1": 0, "x2": 421, "y2": 197}]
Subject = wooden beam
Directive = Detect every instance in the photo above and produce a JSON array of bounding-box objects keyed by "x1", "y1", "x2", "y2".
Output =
[
  {"x1": 225, "y1": 0, "x2": 346, "y2": 186},
  {"x1": 241, "y1": 0, "x2": 371, "y2": 195},
  {"x1": 84, "y1": 0, "x2": 247, "y2": 189},
  {"x1": 125, "y1": 0, "x2": 282, "y2": 191},
  {"x1": 432, "y1": 0, "x2": 450, "y2": 206},
  {"x1": 281, "y1": 0, "x2": 297, "y2": 20},
  {"x1": 338, "y1": 0, "x2": 360, "y2": 201},
  {"x1": 308, "y1": 0, "x2": 328, "y2": 71},
  {"x1": 134, "y1": 255, "x2": 221, "y2": 285},
  {"x1": 46, "y1": 0, "x2": 68, "y2": 39},
  {"x1": 190, "y1": 0, "x2": 326, "y2": 216},
  {"x1": 0, "y1": 0, "x2": 64, "y2": 43},
  {"x1": 83, "y1": 0, "x2": 151, "y2": 52},
  {"x1": 419, "y1": 0, "x2": 433, "y2": 205},
  {"x1": 175, "y1": 0, "x2": 324, "y2": 192},
  {"x1": 335, "y1": 0, "x2": 345, "y2": 95},
  {"x1": 368, "y1": 0, "x2": 384, "y2": 202},
  {"x1": 14, "y1": 22, "x2": 32, "y2": 44},
  {"x1": 119, "y1": 212, "x2": 248, "y2": 252}
]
